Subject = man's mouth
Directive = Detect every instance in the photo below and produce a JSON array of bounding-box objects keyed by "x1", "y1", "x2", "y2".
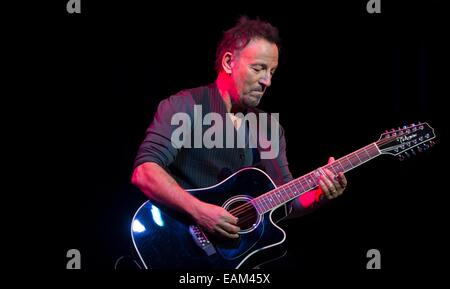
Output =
[{"x1": 250, "y1": 91, "x2": 263, "y2": 96}]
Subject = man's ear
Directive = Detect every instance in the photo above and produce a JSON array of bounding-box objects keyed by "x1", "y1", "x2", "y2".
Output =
[{"x1": 221, "y1": 52, "x2": 234, "y2": 74}]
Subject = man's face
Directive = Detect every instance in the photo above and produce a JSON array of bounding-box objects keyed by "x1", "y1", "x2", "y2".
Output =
[{"x1": 230, "y1": 38, "x2": 279, "y2": 108}]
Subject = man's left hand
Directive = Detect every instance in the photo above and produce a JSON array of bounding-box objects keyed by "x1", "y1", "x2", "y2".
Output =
[{"x1": 318, "y1": 157, "x2": 348, "y2": 200}]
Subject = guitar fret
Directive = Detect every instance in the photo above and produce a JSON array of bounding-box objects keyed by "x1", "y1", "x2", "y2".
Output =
[
  {"x1": 281, "y1": 185, "x2": 290, "y2": 202},
  {"x1": 283, "y1": 186, "x2": 291, "y2": 201},
  {"x1": 255, "y1": 143, "x2": 384, "y2": 213},
  {"x1": 367, "y1": 147, "x2": 377, "y2": 157},
  {"x1": 267, "y1": 195, "x2": 274, "y2": 207},
  {"x1": 336, "y1": 161, "x2": 345, "y2": 173},
  {"x1": 358, "y1": 149, "x2": 370, "y2": 162},
  {"x1": 353, "y1": 154, "x2": 361, "y2": 165},
  {"x1": 362, "y1": 148, "x2": 372, "y2": 161},
  {"x1": 261, "y1": 196, "x2": 270, "y2": 211},
  {"x1": 292, "y1": 182, "x2": 300, "y2": 197},
  {"x1": 328, "y1": 164, "x2": 338, "y2": 174},
  {"x1": 353, "y1": 152, "x2": 362, "y2": 163},
  {"x1": 307, "y1": 174, "x2": 316, "y2": 189},
  {"x1": 258, "y1": 198, "x2": 266, "y2": 212},
  {"x1": 297, "y1": 178, "x2": 309, "y2": 194},
  {"x1": 252, "y1": 199, "x2": 261, "y2": 214},
  {"x1": 273, "y1": 190, "x2": 282, "y2": 204},
  {"x1": 276, "y1": 190, "x2": 284, "y2": 204},
  {"x1": 264, "y1": 195, "x2": 269, "y2": 207},
  {"x1": 298, "y1": 179, "x2": 308, "y2": 192},
  {"x1": 253, "y1": 199, "x2": 263, "y2": 214},
  {"x1": 349, "y1": 154, "x2": 360, "y2": 166},
  {"x1": 285, "y1": 184, "x2": 293, "y2": 200},
  {"x1": 342, "y1": 157, "x2": 353, "y2": 170}
]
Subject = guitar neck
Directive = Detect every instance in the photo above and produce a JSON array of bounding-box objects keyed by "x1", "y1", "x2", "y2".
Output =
[{"x1": 252, "y1": 142, "x2": 382, "y2": 214}]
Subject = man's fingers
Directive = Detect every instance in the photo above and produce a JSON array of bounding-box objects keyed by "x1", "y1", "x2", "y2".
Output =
[
  {"x1": 324, "y1": 169, "x2": 337, "y2": 184},
  {"x1": 324, "y1": 169, "x2": 344, "y2": 191},
  {"x1": 320, "y1": 172, "x2": 340, "y2": 199},
  {"x1": 219, "y1": 222, "x2": 241, "y2": 234},
  {"x1": 337, "y1": 172, "x2": 347, "y2": 188},
  {"x1": 215, "y1": 226, "x2": 239, "y2": 239},
  {"x1": 319, "y1": 179, "x2": 334, "y2": 199},
  {"x1": 321, "y1": 172, "x2": 335, "y2": 192},
  {"x1": 319, "y1": 157, "x2": 347, "y2": 200},
  {"x1": 224, "y1": 214, "x2": 239, "y2": 225}
]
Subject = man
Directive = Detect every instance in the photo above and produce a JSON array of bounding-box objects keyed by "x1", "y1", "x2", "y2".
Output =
[{"x1": 132, "y1": 17, "x2": 347, "y2": 255}]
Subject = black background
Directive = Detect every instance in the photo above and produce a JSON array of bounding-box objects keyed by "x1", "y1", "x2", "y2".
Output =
[{"x1": 23, "y1": 0, "x2": 448, "y2": 279}]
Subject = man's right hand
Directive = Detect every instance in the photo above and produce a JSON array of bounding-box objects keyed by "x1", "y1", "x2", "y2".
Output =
[{"x1": 192, "y1": 202, "x2": 240, "y2": 239}]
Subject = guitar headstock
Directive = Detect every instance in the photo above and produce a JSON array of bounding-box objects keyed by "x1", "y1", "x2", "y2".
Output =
[{"x1": 377, "y1": 122, "x2": 436, "y2": 160}]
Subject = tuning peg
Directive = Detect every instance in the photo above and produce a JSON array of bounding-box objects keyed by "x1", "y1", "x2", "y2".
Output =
[
  {"x1": 398, "y1": 154, "x2": 405, "y2": 161},
  {"x1": 417, "y1": 145, "x2": 424, "y2": 153},
  {"x1": 410, "y1": 148, "x2": 417, "y2": 156},
  {"x1": 430, "y1": 141, "x2": 436, "y2": 147},
  {"x1": 391, "y1": 128, "x2": 396, "y2": 136},
  {"x1": 422, "y1": 143, "x2": 430, "y2": 151}
]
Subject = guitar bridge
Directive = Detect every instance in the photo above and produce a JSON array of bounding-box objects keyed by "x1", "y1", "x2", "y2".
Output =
[{"x1": 189, "y1": 225, "x2": 216, "y2": 256}]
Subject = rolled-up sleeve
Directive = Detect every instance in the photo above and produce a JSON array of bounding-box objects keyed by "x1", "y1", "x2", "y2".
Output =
[{"x1": 133, "y1": 92, "x2": 194, "y2": 169}]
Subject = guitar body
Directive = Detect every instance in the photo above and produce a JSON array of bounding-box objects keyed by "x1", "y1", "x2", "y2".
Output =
[{"x1": 131, "y1": 167, "x2": 287, "y2": 269}]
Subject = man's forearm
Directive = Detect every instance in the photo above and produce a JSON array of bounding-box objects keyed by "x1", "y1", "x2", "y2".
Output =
[{"x1": 131, "y1": 162, "x2": 202, "y2": 218}]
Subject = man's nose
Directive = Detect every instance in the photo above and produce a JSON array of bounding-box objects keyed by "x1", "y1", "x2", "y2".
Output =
[{"x1": 259, "y1": 73, "x2": 272, "y2": 87}]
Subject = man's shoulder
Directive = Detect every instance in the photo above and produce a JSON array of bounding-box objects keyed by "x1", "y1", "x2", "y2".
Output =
[
  {"x1": 248, "y1": 107, "x2": 282, "y2": 126},
  {"x1": 249, "y1": 107, "x2": 270, "y2": 115},
  {"x1": 166, "y1": 83, "x2": 213, "y2": 104}
]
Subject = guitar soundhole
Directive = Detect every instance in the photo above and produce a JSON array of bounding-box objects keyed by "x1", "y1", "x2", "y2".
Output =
[{"x1": 226, "y1": 200, "x2": 259, "y2": 232}]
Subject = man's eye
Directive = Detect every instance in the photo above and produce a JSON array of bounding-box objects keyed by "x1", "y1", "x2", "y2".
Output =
[{"x1": 252, "y1": 67, "x2": 262, "y2": 72}]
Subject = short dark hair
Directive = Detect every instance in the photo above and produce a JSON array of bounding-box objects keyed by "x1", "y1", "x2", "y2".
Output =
[{"x1": 215, "y1": 16, "x2": 281, "y2": 72}]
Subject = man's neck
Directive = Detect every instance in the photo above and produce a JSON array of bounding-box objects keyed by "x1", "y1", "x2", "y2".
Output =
[{"x1": 216, "y1": 73, "x2": 245, "y2": 114}]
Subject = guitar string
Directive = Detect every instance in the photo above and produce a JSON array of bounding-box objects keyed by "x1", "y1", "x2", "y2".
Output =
[
  {"x1": 235, "y1": 214, "x2": 258, "y2": 226},
  {"x1": 249, "y1": 142, "x2": 396, "y2": 209},
  {"x1": 228, "y1": 202, "x2": 253, "y2": 215},
  {"x1": 227, "y1": 131, "x2": 428, "y2": 223},
  {"x1": 228, "y1": 145, "x2": 381, "y2": 216},
  {"x1": 228, "y1": 147, "x2": 383, "y2": 218}
]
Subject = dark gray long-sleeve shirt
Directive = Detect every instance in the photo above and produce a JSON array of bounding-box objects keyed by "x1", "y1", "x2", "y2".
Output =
[{"x1": 133, "y1": 82, "x2": 294, "y2": 219}]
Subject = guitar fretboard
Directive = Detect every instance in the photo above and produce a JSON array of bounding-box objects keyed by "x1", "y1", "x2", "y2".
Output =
[{"x1": 251, "y1": 142, "x2": 381, "y2": 214}]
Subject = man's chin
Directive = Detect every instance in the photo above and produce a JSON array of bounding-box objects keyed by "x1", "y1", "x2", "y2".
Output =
[
  {"x1": 245, "y1": 100, "x2": 260, "y2": 108},
  {"x1": 243, "y1": 95, "x2": 261, "y2": 107}
]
